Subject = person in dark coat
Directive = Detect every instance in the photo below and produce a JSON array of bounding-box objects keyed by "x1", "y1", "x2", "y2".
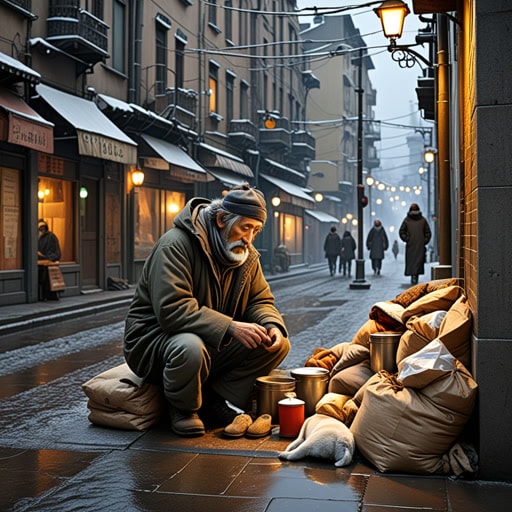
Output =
[
  {"x1": 399, "y1": 203, "x2": 432, "y2": 285},
  {"x1": 392, "y1": 240, "x2": 399, "y2": 260},
  {"x1": 124, "y1": 184, "x2": 290, "y2": 437},
  {"x1": 323, "y1": 226, "x2": 342, "y2": 276},
  {"x1": 366, "y1": 219, "x2": 389, "y2": 275},
  {"x1": 37, "y1": 219, "x2": 62, "y2": 301},
  {"x1": 37, "y1": 219, "x2": 61, "y2": 262},
  {"x1": 339, "y1": 230, "x2": 356, "y2": 276}
]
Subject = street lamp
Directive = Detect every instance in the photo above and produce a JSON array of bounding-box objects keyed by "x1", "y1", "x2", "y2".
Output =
[
  {"x1": 374, "y1": 0, "x2": 433, "y2": 69},
  {"x1": 374, "y1": 0, "x2": 410, "y2": 41}
]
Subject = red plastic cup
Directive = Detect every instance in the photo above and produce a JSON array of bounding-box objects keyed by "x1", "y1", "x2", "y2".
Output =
[{"x1": 278, "y1": 396, "x2": 305, "y2": 437}]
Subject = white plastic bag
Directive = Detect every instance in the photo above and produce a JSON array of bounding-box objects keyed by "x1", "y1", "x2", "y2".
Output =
[{"x1": 397, "y1": 339, "x2": 455, "y2": 389}]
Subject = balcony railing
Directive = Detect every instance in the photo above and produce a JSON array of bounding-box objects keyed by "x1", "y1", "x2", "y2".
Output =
[
  {"x1": 47, "y1": 0, "x2": 109, "y2": 65},
  {"x1": 227, "y1": 119, "x2": 258, "y2": 150},
  {"x1": 291, "y1": 130, "x2": 316, "y2": 161},
  {"x1": 0, "y1": 0, "x2": 36, "y2": 18},
  {"x1": 364, "y1": 120, "x2": 381, "y2": 142},
  {"x1": 156, "y1": 88, "x2": 197, "y2": 130},
  {"x1": 259, "y1": 116, "x2": 291, "y2": 155}
]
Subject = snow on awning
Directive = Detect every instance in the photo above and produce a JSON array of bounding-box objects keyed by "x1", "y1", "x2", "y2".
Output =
[
  {"x1": 199, "y1": 142, "x2": 253, "y2": 177},
  {"x1": 36, "y1": 84, "x2": 137, "y2": 164},
  {"x1": 141, "y1": 134, "x2": 211, "y2": 183},
  {"x1": 260, "y1": 173, "x2": 315, "y2": 209},
  {"x1": 305, "y1": 209, "x2": 340, "y2": 224},
  {"x1": 0, "y1": 51, "x2": 40, "y2": 84}
]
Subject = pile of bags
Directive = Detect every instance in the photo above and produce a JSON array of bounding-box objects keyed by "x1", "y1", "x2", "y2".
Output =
[{"x1": 305, "y1": 278, "x2": 478, "y2": 476}]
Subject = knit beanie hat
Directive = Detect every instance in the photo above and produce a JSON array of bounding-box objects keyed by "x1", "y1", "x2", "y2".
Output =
[{"x1": 221, "y1": 184, "x2": 267, "y2": 223}]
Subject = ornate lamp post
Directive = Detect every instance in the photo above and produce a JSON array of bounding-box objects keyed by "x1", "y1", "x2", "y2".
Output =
[{"x1": 374, "y1": 0, "x2": 454, "y2": 273}]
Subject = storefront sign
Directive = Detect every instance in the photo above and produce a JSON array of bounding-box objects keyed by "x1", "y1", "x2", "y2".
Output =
[
  {"x1": 143, "y1": 157, "x2": 169, "y2": 170},
  {"x1": 77, "y1": 130, "x2": 137, "y2": 164},
  {"x1": 7, "y1": 112, "x2": 53, "y2": 153}
]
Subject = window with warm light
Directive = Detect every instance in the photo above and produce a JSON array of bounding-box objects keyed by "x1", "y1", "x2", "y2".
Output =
[
  {"x1": 37, "y1": 176, "x2": 74, "y2": 263},
  {"x1": 209, "y1": 62, "x2": 218, "y2": 114},
  {"x1": 134, "y1": 188, "x2": 185, "y2": 260}
]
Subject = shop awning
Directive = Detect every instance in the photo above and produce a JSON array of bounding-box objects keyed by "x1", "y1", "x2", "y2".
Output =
[
  {"x1": 0, "y1": 87, "x2": 53, "y2": 153},
  {"x1": 141, "y1": 134, "x2": 211, "y2": 183},
  {"x1": 305, "y1": 209, "x2": 340, "y2": 224},
  {"x1": 199, "y1": 142, "x2": 253, "y2": 178},
  {"x1": 206, "y1": 168, "x2": 247, "y2": 187},
  {"x1": 260, "y1": 173, "x2": 315, "y2": 209},
  {"x1": 35, "y1": 84, "x2": 137, "y2": 164},
  {"x1": 0, "y1": 51, "x2": 40, "y2": 85}
]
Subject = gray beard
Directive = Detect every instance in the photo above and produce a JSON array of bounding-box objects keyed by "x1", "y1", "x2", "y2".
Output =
[{"x1": 221, "y1": 227, "x2": 249, "y2": 264}]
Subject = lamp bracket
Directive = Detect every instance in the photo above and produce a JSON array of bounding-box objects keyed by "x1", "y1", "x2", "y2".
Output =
[{"x1": 388, "y1": 41, "x2": 433, "y2": 69}]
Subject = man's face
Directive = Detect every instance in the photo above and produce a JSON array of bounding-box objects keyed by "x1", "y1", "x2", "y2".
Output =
[
  {"x1": 38, "y1": 224, "x2": 47, "y2": 237},
  {"x1": 217, "y1": 214, "x2": 263, "y2": 262}
]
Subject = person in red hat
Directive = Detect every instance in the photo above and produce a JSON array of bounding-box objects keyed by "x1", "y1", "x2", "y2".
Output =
[{"x1": 124, "y1": 184, "x2": 289, "y2": 437}]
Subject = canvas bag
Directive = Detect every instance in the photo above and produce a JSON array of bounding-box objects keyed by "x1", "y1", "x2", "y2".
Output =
[
  {"x1": 350, "y1": 345, "x2": 478, "y2": 474},
  {"x1": 396, "y1": 310, "x2": 446, "y2": 364},
  {"x1": 82, "y1": 363, "x2": 165, "y2": 431}
]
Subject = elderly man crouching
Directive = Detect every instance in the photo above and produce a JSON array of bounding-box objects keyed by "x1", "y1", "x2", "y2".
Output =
[{"x1": 124, "y1": 184, "x2": 290, "y2": 437}]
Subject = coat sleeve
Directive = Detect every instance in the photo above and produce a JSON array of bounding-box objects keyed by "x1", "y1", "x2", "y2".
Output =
[
  {"x1": 423, "y1": 220, "x2": 432, "y2": 244},
  {"x1": 399, "y1": 220, "x2": 409, "y2": 242}
]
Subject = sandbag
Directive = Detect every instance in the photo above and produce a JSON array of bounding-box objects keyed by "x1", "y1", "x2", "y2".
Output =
[
  {"x1": 82, "y1": 363, "x2": 165, "y2": 431},
  {"x1": 350, "y1": 351, "x2": 478, "y2": 474}
]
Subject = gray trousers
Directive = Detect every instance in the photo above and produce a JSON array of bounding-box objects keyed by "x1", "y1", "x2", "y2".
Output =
[{"x1": 157, "y1": 332, "x2": 290, "y2": 412}]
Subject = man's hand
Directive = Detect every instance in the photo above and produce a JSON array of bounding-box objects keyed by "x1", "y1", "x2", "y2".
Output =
[
  {"x1": 230, "y1": 321, "x2": 272, "y2": 349},
  {"x1": 263, "y1": 326, "x2": 284, "y2": 353}
]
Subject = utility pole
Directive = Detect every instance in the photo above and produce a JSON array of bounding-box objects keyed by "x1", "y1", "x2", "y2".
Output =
[{"x1": 350, "y1": 47, "x2": 370, "y2": 290}]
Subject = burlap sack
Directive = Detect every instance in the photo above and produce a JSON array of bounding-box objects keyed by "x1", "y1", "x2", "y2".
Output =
[
  {"x1": 82, "y1": 363, "x2": 165, "y2": 431},
  {"x1": 396, "y1": 310, "x2": 446, "y2": 363},
  {"x1": 350, "y1": 361, "x2": 477, "y2": 474},
  {"x1": 437, "y1": 295, "x2": 472, "y2": 368},
  {"x1": 315, "y1": 392, "x2": 351, "y2": 422},
  {"x1": 401, "y1": 285, "x2": 463, "y2": 324}
]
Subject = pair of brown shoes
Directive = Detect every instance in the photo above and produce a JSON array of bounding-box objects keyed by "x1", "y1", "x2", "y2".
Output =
[{"x1": 223, "y1": 413, "x2": 272, "y2": 438}]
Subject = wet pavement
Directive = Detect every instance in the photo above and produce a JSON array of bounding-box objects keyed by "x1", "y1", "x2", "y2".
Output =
[{"x1": 1, "y1": 256, "x2": 512, "y2": 511}]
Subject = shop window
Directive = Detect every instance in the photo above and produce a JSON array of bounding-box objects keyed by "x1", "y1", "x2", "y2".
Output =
[
  {"x1": 0, "y1": 167, "x2": 22, "y2": 270},
  {"x1": 37, "y1": 177, "x2": 75, "y2": 263},
  {"x1": 134, "y1": 187, "x2": 185, "y2": 260},
  {"x1": 278, "y1": 212, "x2": 303, "y2": 265}
]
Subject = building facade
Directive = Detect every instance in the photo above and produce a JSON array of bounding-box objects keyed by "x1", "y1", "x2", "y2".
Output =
[{"x1": 0, "y1": 0, "x2": 321, "y2": 304}]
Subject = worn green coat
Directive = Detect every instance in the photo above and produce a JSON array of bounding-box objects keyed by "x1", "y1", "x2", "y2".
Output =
[{"x1": 124, "y1": 197, "x2": 288, "y2": 382}]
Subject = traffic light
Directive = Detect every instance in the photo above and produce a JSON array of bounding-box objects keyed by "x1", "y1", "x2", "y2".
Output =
[
  {"x1": 416, "y1": 68, "x2": 435, "y2": 120},
  {"x1": 357, "y1": 184, "x2": 368, "y2": 208}
]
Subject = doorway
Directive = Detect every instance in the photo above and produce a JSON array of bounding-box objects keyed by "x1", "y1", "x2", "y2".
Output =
[{"x1": 80, "y1": 178, "x2": 99, "y2": 290}]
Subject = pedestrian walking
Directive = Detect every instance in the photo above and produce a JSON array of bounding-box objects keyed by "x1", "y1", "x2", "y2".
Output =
[
  {"x1": 399, "y1": 203, "x2": 432, "y2": 285},
  {"x1": 366, "y1": 219, "x2": 389, "y2": 275},
  {"x1": 123, "y1": 184, "x2": 290, "y2": 438},
  {"x1": 323, "y1": 226, "x2": 342, "y2": 276},
  {"x1": 392, "y1": 240, "x2": 399, "y2": 259},
  {"x1": 339, "y1": 230, "x2": 356, "y2": 276}
]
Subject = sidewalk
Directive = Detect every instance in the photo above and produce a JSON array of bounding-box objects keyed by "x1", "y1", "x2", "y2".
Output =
[{"x1": 1, "y1": 258, "x2": 512, "y2": 511}]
